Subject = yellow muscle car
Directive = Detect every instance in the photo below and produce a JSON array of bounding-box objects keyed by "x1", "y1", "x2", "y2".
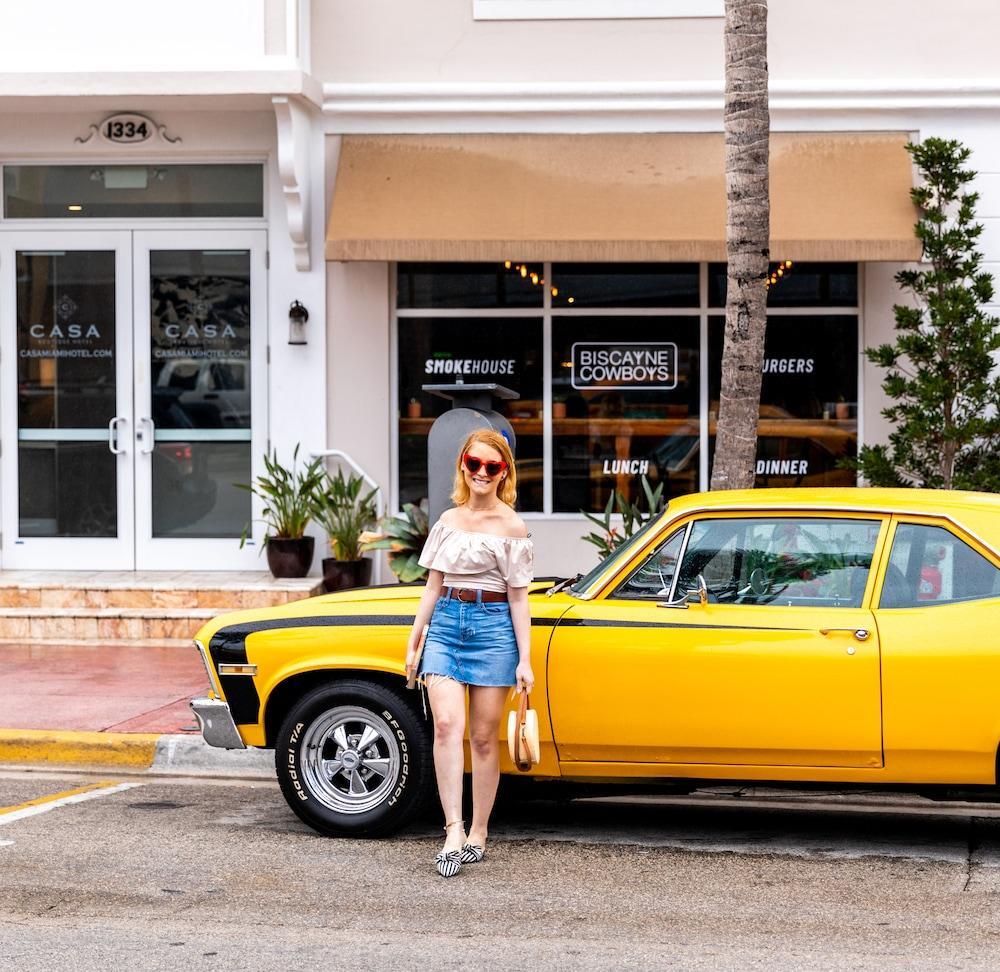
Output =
[{"x1": 190, "y1": 488, "x2": 1000, "y2": 837}]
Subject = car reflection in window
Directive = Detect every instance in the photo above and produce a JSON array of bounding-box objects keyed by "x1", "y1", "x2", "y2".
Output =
[{"x1": 153, "y1": 356, "x2": 250, "y2": 430}]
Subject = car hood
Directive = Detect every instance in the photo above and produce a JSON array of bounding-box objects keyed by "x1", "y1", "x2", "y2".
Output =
[{"x1": 314, "y1": 583, "x2": 427, "y2": 606}]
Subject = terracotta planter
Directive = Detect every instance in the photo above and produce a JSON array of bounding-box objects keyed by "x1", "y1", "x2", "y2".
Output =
[
  {"x1": 552, "y1": 401, "x2": 567, "y2": 419},
  {"x1": 266, "y1": 537, "x2": 315, "y2": 578},
  {"x1": 322, "y1": 557, "x2": 373, "y2": 592},
  {"x1": 835, "y1": 402, "x2": 851, "y2": 420}
]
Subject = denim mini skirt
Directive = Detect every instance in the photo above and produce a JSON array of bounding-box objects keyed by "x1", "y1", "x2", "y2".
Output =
[{"x1": 418, "y1": 590, "x2": 519, "y2": 687}]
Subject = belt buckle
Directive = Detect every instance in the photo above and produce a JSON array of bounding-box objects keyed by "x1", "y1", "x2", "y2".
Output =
[{"x1": 458, "y1": 588, "x2": 475, "y2": 603}]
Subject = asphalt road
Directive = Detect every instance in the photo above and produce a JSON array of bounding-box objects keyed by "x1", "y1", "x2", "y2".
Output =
[{"x1": 2, "y1": 771, "x2": 1000, "y2": 971}]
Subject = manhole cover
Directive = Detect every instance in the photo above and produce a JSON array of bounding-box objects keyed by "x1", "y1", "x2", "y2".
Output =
[{"x1": 128, "y1": 801, "x2": 187, "y2": 811}]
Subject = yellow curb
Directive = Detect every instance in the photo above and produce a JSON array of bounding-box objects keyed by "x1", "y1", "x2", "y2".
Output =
[{"x1": 0, "y1": 729, "x2": 160, "y2": 769}]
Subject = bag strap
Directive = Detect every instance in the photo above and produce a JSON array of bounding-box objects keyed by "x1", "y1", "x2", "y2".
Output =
[{"x1": 513, "y1": 691, "x2": 531, "y2": 772}]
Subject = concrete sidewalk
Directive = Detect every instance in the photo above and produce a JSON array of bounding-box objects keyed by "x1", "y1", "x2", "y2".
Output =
[{"x1": 0, "y1": 643, "x2": 271, "y2": 778}]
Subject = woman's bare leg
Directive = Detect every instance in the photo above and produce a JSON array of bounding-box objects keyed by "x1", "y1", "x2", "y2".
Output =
[
  {"x1": 467, "y1": 685, "x2": 509, "y2": 848},
  {"x1": 426, "y1": 676, "x2": 468, "y2": 852}
]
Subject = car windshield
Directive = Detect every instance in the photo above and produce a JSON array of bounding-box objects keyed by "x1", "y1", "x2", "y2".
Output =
[{"x1": 570, "y1": 515, "x2": 664, "y2": 596}]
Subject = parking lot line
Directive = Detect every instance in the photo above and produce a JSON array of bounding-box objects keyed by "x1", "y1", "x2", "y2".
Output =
[{"x1": 0, "y1": 780, "x2": 142, "y2": 825}]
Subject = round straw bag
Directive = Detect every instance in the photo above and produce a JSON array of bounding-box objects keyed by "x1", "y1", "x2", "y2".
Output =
[{"x1": 507, "y1": 691, "x2": 540, "y2": 771}]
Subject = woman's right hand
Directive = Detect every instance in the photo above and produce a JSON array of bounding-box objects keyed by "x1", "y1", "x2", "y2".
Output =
[{"x1": 405, "y1": 622, "x2": 428, "y2": 681}]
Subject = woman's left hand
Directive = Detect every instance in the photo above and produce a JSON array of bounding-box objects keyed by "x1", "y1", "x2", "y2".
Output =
[{"x1": 515, "y1": 661, "x2": 535, "y2": 694}]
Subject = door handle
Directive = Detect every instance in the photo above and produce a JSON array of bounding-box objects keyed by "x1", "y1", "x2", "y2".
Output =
[
  {"x1": 136, "y1": 416, "x2": 155, "y2": 455},
  {"x1": 108, "y1": 416, "x2": 126, "y2": 455},
  {"x1": 819, "y1": 628, "x2": 870, "y2": 641}
]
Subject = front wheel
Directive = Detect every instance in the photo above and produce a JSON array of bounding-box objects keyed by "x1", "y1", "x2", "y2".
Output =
[{"x1": 275, "y1": 679, "x2": 433, "y2": 837}]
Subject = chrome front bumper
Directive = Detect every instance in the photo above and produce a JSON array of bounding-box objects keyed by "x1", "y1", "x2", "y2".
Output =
[{"x1": 190, "y1": 697, "x2": 247, "y2": 750}]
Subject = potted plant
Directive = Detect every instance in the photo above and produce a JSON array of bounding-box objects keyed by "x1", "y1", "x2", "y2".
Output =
[
  {"x1": 360, "y1": 499, "x2": 430, "y2": 583},
  {"x1": 239, "y1": 445, "x2": 324, "y2": 578},
  {"x1": 581, "y1": 475, "x2": 666, "y2": 560},
  {"x1": 310, "y1": 468, "x2": 379, "y2": 591}
]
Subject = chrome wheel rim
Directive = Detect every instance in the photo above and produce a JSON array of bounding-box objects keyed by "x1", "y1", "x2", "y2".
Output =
[{"x1": 300, "y1": 705, "x2": 401, "y2": 815}]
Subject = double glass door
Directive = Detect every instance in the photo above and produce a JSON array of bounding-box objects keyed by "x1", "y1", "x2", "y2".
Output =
[{"x1": 0, "y1": 230, "x2": 267, "y2": 569}]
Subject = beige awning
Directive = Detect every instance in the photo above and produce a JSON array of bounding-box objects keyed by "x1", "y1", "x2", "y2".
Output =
[{"x1": 326, "y1": 132, "x2": 919, "y2": 263}]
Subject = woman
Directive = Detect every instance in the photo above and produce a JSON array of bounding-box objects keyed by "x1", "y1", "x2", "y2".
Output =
[{"x1": 405, "y1": 428, "x2": 534, "y2": 878}]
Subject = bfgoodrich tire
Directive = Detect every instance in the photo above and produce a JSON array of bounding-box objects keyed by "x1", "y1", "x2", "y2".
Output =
[{"x1": 275, "y1": 679, "x2": 433, "y2": 837}]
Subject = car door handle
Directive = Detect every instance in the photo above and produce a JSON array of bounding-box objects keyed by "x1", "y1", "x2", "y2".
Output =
[{"x1": 819, "y1": 628, "x2": 870, "y2": 641}]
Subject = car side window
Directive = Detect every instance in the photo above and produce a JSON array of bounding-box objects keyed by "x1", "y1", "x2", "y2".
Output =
[
  {"x1": 880, "y1": 523, "x2": 1000, "y2": 609},
  {"x1": 613, "y1": 527, "x2": 685, "y2": 599},
  {"x1": 675, "y1": 517, "x2": 881, "y2": 608}
]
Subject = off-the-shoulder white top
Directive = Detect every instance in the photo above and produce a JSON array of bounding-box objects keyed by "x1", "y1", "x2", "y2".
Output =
[{"x1": 418, "y1": 520, "x2": 534, "y2": 593}]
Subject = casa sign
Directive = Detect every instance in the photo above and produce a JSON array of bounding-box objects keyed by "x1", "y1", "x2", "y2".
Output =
[{"x1": 75, "y1": 113, "x2": 182, "y2": 146}]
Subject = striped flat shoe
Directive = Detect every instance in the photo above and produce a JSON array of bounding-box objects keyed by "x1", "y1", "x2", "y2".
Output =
[
  {"x1": 460, "y1": 843, "x2": 485, "y2": 864},
  {"x1": 435, "y1": 850, "x2": 462, "y2": 878}
]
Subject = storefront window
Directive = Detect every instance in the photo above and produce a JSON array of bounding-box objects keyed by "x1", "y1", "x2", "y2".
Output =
[
  {"x1": 550, "y1": 263, "x2": 698, "y2": 308},
  {"x1": 395, "y1": 261, "x2": 859, "y2": 515},
  {"x1": 551, "y1": 316, "x2": 700, "y2": 511},
  {"x1": 708, "y1": 262, "x2": 858, "y2": 308},
  {"x1": 397, "y1": 262, "x2": 543, "y2": 309},
  {"x1": 396, "y1": 316, "x2": 543, "y2": 511},
  {"x1": 708, "y1": 315, "x2": 858, "y2": 487}
]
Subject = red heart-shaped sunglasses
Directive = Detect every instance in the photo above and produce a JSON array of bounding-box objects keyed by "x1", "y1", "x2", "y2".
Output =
[{"x1": 463, "y1": 453, "x2": 508, "y2": 478}]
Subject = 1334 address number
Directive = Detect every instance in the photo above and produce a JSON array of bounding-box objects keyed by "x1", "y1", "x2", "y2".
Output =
[{"x1": 101, "y1": 115, "x2": 152, "y2": 143}]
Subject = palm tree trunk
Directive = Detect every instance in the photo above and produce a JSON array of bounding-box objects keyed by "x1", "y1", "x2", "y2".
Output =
[{"x1": 710, "y1": 0, "x2": 770, "y2": 491}]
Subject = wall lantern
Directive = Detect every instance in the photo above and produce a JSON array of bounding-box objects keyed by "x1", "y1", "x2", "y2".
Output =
[{"x1": 288, "y1": 300, "x2": 309, "y2": 345}]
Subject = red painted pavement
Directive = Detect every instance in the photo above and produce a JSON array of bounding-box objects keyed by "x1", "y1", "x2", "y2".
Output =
[{"x1": 0, "y1": 644, "x2": 209, "y2": 733}]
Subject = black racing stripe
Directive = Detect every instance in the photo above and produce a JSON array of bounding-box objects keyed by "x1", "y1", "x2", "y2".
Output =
[
  {"x1": 212, "y1": 613, "x2": 416, "y2": 645},
  {"x1": 207, "y1": 623, "x2": 258, "y2": 724},
  {"x1": 208, "y1": 614, "x2": 417, "y2": 725},
  {"x1": 218, "y1": 675, "x2": 261, "y2": 726},
  {"x1": 555, "y1": 617, "x2": 811, "y2": 632}
]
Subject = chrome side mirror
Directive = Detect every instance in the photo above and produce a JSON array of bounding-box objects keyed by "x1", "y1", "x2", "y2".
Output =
[
  {"x1": 658, "y1": 594, "x2": 691, "y2": 609},
  {"x1": 659, "y1": 574, "x2": 709, "y2": 610},
  {"x1": 695, "y1": 573, "x2": 709, "y2": 606}
]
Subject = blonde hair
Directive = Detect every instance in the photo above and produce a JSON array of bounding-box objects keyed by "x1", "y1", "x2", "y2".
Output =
[{"x1": 450, "y1": 428, "x2": 517, "y2": 507}]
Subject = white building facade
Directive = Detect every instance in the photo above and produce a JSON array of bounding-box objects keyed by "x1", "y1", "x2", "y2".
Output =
[{"x1": 0, "y1": 0, "x2": 997, "y2": 577}]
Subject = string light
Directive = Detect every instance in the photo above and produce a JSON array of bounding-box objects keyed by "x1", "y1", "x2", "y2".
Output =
[
  {"x1": 767, "y1": 259, "x2": 794, "y2": 290},
  {"x1": 503, "y1": 261, "x2": 574, "y2": 303},
  {"x1": 504, "y1": 259, "x2": 793, "y2": 300}
]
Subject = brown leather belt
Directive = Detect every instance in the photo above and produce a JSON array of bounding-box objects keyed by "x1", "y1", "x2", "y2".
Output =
[{"x1": 442, "y1": 586, "x2": 508, "y2": 603}]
